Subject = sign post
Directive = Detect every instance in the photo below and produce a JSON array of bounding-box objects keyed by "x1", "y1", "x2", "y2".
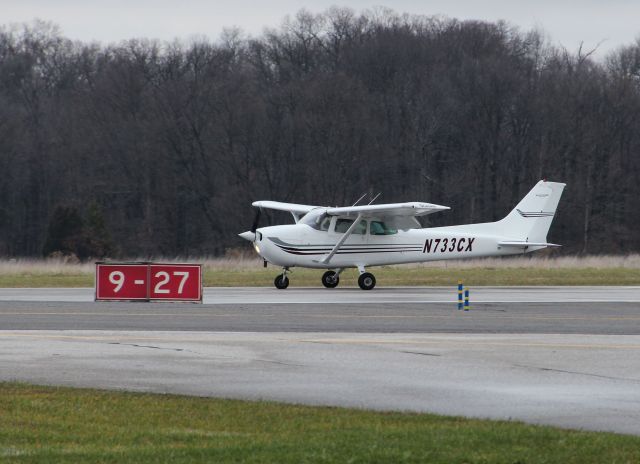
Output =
[{"x1": 95, "y1": 262, "x2": 202, "y2": 303}]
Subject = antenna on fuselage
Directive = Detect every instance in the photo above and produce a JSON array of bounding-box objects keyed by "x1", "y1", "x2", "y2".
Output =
[
  {"x1": 351, "y1": 192, "x2": 368, "y2": 207},
  {"x1": 367, "y1": 192, "x2": 381, "y2": 205}
]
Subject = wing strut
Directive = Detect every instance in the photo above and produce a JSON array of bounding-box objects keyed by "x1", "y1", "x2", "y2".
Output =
[{"x1": 320, "y1": 213, "x2": 363, "y2": 265}]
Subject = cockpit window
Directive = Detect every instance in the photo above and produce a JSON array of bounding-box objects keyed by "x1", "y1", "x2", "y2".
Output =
[
  {"x1": 370, "y1": 220, "x2": 397, "y2": 235},
  {"x1": 300, "y1": 209, "x2": 329, "y2": 231},
  {"x1": 335, "y1": 218, "x2": 366, "y2": 234},
  {"x1": 319, "y1": 216, "x2": 331, "y2": 231}
]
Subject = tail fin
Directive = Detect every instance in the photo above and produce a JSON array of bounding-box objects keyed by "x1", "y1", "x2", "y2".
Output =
[{"x1": 498, "y1": 180, "x2": 565, "y2": 243}]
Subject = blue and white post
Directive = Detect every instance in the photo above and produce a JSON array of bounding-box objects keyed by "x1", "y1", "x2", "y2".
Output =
[
  {"x1": 457, "y1": 280, "x2": 463, "y2": 310},
  {"x1": 464, "y1": 288, "x2": 470, "y2": 311}
]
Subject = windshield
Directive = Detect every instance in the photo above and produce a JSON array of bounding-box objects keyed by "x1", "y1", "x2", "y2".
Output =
[{"x1": 300, "y1": 209, "x2": 330, "y2": 231}]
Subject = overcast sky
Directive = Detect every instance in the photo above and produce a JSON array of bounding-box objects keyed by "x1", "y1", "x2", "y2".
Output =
[{"x1": 2, "y1": 0, "x2": 638, "y2": 57}]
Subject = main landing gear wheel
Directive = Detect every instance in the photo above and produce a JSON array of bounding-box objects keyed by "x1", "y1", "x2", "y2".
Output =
[
  {"x1": 274, "y1": 274, "x2": 289, "y2": 289},
  {"x1": 321, "y1": 270, "x2": 339, "y2": 288},
  {"x1": 358, "y1": 272, "x2": 376, "y2": 290}
]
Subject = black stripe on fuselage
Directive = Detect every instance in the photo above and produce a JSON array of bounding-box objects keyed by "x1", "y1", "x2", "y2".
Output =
[
  {"x1": 267, "y1": 237, "x2": 422, "y2": 248},
  {"x1": 267, "y1": 237, "x2": 424, "y2": 256},
  {"x1": 273, "y1": 244, "x2": 423, "y2": 255},
  {"x1": 275, "y1": 245, "x2": 423, "y2": 252},
  {"x1": 276, "y1": 248, "x2": 420, "y2": 256}
]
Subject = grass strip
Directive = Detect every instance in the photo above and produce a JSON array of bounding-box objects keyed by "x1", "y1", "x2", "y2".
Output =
[
  {"x1": 1, "y1": 382, "x2": 639, "y2": 463},
  {"x1": 0, "y1": 267, "x2": 639, "y2": 287}
]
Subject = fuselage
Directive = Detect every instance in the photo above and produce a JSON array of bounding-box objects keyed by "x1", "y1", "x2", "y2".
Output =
[{"x1": 253, "y1": 218, "x2": 539, "y2": 269}]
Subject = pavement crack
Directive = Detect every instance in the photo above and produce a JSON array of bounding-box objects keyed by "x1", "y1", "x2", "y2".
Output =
[
  {"x1": 255, "y1": 358, "x2": 302, "y2": 367},
  {"x1": 401, "y1": 350, "x2": 441, "y2": 357},
  {"x1": 513, "y1": 364, "x2": 640, "y2": 383},
  {"x1": 108, "y1": 342, "x2": 201, "y2": 354}
]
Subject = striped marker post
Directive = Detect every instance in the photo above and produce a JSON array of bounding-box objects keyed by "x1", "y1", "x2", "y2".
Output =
[
  {"x1": 464, "y1": 289, "x2": 470, "y2": 311},
  {"x1": 457, "y1": 281, "x2": 463, "y2": 310}
]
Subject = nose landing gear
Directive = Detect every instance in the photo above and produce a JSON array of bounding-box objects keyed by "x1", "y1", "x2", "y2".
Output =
[{"x1": 274, "y1": 268, "x2": 290, "y2": 289}]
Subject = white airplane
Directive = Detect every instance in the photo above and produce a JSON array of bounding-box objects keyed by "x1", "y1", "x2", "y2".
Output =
[{"x1": 239, "y1": 180, "x2": 565, "y2": 290}]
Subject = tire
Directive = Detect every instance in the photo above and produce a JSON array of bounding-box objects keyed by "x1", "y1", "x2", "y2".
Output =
[
  {"x1": 274, "y1": 275, "x2": 289, "y2": 289},
  {"x1": 358, "y1": 272, "x2": 376, "y2": 290},
  {"x1": 321, "y1": 271, "x2": 339, "y2": 288}
]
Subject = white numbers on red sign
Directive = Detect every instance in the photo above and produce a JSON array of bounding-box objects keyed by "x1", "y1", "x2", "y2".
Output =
[
  {"x1": 154, "y1": 271, "x2": 190, "y2": 295},
  {"x1": 154, "y1": 271, "x2": 170, "y2": 294},
  {"x1": 108, "y1": 270, "x2": 192, "y2": 294},
  {"x1": 96, "y1": 263, "x2": 201, "y2": 302},
  {"x1": 174, "y1": 271, "x2": 189, "y2": 294},
  {"x1": 109, "y1": 271, "x2": 125, "y2": 293}
]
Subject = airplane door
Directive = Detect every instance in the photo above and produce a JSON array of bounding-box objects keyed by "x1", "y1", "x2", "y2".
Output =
[
  {"x1": 353, "y1": 219, "x2": 367, "y2": 246},
  {"x1": 331, "y1": 217, "x2": 368, "y2": 249}
]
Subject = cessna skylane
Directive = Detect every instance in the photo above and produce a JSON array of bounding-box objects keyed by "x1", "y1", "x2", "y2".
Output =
[{"x1": 239, "y1": 180, "x2": 565, "y2": 290}]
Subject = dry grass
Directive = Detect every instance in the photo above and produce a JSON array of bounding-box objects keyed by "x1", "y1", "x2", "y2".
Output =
[
  {"x1": 1, "y1": 254, "x2": 639, "y2": 274},
  {"x1": 1, "y1": 254, "x2": 640, "y2": 287},
  {"x1": 0, "y1": 258, "x2": 96, "y2": 275}
]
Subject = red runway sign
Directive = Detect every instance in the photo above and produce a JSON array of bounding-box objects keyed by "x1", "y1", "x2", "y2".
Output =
[{"x1": 96, "y1": 263, "x2": 202, "y2": 302}]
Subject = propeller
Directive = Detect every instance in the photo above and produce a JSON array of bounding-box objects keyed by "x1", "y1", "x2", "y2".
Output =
[{"x1": 239, "y1": 207, "x2": 261, "y2": 242}]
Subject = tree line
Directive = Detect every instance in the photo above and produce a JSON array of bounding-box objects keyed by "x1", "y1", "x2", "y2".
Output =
[{"x1": 0, "y1": 9, "x2": 639, "y2": 259}]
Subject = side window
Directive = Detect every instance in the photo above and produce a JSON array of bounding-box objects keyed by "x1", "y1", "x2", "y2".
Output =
[
  {"x1": 370, "y1": 221, "x2": 397, "y2": 235},
  {"x1": 335, "y1": 219, "x2": 366, "y2": 234},
  {"x1": 370, "y1": 221, "x2": 384, "y2": 235},
  {"x1": 335, "y1": 219, "x2": 353, "y2": 233}
]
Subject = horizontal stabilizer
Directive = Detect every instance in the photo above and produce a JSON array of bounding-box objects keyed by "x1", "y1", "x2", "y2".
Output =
[{"x1": 498, "y1": 241, "x2": 561, "y2": 248}]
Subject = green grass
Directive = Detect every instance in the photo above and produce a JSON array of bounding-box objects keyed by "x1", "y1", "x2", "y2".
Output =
[
  {"x1": 1, "y1": 266, "x2": 640, "y2": 288},
  {"x1": 1, "y1": 383, "x2": 639, "y2": 463},
  {"x1": 202, "y1": 266, "x2": 640, "y2": 287},
  {"x1": 0, "y1": 273, "x2": 91, "y2": 288}
]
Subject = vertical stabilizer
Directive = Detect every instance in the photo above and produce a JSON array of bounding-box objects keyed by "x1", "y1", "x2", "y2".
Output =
[{"x1": 498, "y1": 180, "x2": 565, "y2": 243}]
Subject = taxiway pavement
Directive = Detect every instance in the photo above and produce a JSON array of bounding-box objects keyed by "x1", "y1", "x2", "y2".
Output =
[
  {"x1": 0, "y1": 286, "x2": 639, "y2": 304},
  {"x1": 1, "y1": 286, "x2": 639, "y2": 435},
  {"x1": 2, "y1": 330, "x2": 639, "y2": 435}
]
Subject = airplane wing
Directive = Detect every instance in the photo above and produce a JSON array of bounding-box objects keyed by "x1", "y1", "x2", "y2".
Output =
[
  {"x1": 252, "y1": 201, "x2": 319, "y2": 215},
  {"x1": 252, "y1": 200, "x2": 449, "y2": 232},
  {"x1": 326, "y1": 202, "x2": 450, "y2": 218},
  {"x1": 252, "y1": 201, "x2": 448, "y2": 217}
]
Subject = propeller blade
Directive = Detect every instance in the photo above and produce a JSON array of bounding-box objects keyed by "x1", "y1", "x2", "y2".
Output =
[{"x1": 250, "y1": 207, "x2": 261, "y2": 233}]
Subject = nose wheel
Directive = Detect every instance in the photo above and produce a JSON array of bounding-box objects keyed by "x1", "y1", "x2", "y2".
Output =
[{"x1": 274, "y1": 268, "x2": 290, "y2": 289}]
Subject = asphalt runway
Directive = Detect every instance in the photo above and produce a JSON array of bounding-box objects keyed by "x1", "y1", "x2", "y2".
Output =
[
  {"x1": 1, "y1": 300, "x2": 640, "y2": 333},
  {"x1": 1, "y1": 286, "x2": 639, "y2": 304},
  {"x1": 1, "y1": 286, "x2": 639, "y2": 435},
  {"x1": 0, "y1": 286, "x2": 639, "y2": 333}
]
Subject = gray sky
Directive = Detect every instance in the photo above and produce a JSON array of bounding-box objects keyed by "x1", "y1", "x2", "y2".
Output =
[{"x1": 2, "y1": 0, "x2": 638, "y2": 57}]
